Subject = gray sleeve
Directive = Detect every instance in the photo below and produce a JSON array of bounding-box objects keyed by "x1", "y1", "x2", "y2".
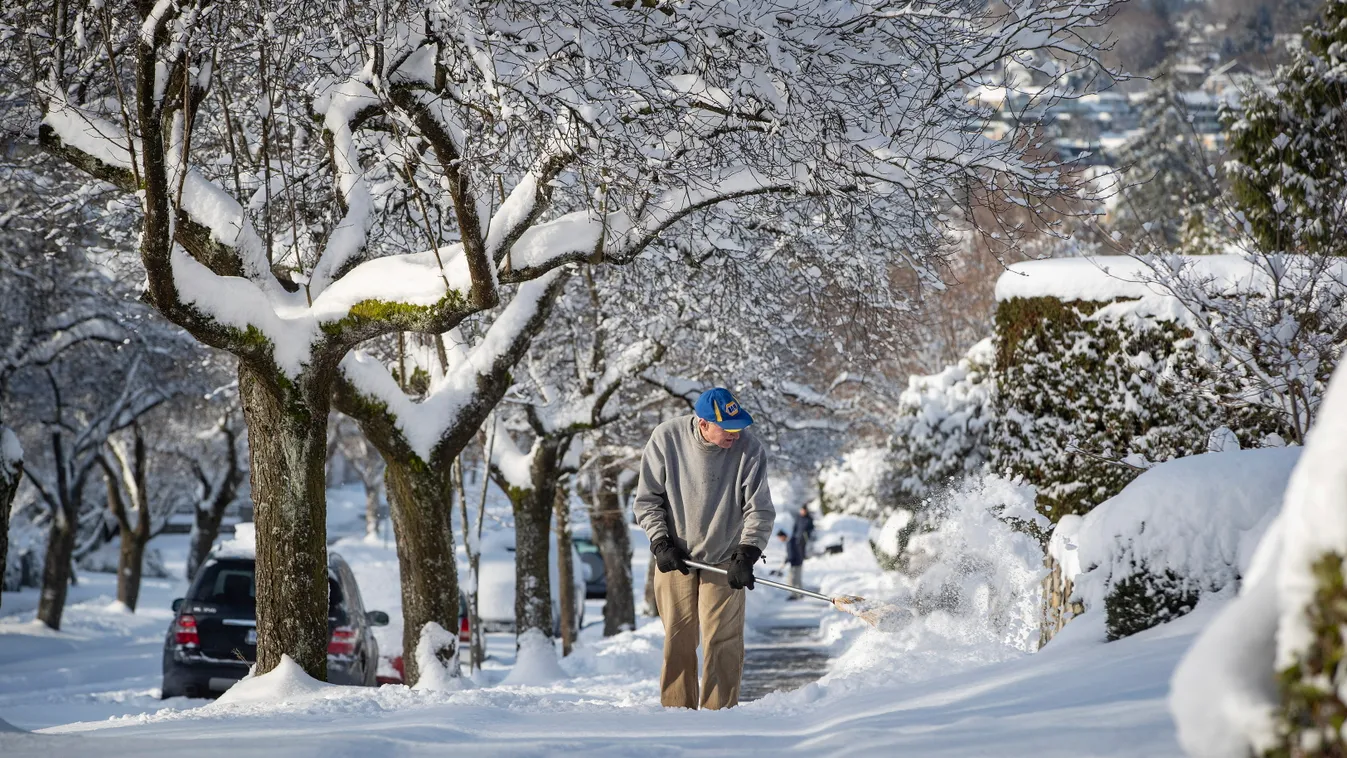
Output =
[
  {"x1": 633, "y1": 433, "x2": 670, "y2": 545},
  {"x1": 738, "y1": 443, "x2": 775, "y2": 550}
]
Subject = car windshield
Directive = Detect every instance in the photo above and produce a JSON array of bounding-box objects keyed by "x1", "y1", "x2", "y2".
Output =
[{"x1": 192, "y1": 561, "x2": 342, "y2": 612}]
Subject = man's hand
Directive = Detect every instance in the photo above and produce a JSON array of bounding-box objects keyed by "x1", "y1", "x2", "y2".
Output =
[
  {"x1": 651, "y1": 538, "x2": 690, "y2": 575},
  {"x1": 727, "y1": 545, "x2": 762, "y2": 590}
]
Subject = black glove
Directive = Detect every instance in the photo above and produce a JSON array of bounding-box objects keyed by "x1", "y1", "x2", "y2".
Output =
[
  {"x1": 727, "y1": 545, "x2": 762, "y2": 590},
  {"x1": 651, "y1": 538, "x2": 690, "y2": 575}
]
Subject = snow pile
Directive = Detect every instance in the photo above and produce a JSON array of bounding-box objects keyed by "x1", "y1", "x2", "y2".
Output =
[
  {"x1": 1060, "y1": 449, "x2": 1300, "y2": 612},
  {"x1": 213, "y1": 655, "x2": 337, "y2": 706},
  {"x1": 500, "y1": 629, "x2": 568, "y2": 686},
  {"x1": 1170, "y1": 363, "x2": 1347, "y2": 757},
  {"x1": 412, "y1": 622, "x2": 468, "y2": 692},
  {"x1": 213, "y1": 522, "x2": 256, "y2": 558},
  {"x1": 561, "y1": 623, "x2": 664, "y2": 680}
]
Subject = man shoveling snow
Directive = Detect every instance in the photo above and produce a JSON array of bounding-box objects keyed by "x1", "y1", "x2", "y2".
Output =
[{"x1": 634, "y1": 388, "x2": 775, "y2": 710}]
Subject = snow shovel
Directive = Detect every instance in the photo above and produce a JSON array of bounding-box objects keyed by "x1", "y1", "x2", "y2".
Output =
[{"x1": 684, "y1": 559, "x2": 909, "y2": 630}]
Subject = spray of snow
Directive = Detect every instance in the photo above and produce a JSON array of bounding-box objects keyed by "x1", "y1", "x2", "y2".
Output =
[
  {"x1": 501, "y1": 629, "x2": 567, "y2": 687},
  {"x1": 412, "y1": 622, "x2": 469, "y2": 692},
  {"x1": 821, "y1": 476, "x2": 1048, "y2": 693}
]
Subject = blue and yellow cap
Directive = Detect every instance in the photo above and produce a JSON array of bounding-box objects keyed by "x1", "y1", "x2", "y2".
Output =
[{"x1": 694, "y1": 388, "x2": 753, "y2": 432}]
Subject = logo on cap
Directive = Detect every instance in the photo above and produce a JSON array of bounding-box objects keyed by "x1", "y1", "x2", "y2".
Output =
[{"x1": 725, "y1": 400, "x2": 739, "y2": 416}]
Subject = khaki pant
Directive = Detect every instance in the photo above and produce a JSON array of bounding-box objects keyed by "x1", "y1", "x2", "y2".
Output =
[{"x1": 653, "y1": 561, "x2": 746, "y2": 709}]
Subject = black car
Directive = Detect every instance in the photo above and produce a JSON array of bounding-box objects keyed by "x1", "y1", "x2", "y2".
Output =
[
  {"x1": 572, "y1": 535, "x2": 607, "y2": 599},
  {"x1": 161, "y1": 552, "x2": 388, "y2": 698}
]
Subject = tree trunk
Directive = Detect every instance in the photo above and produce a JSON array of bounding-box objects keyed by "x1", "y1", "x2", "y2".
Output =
[
  {"x1": 239, "y1": 362, "x2": 331, "y2": 680},
  {"x1": 643, "y1": 554, "x2": 659, "y2": 618},
  {"x1": 364, "y1": 479, "x2": 380, "y2": 540},
  {"x1": 0, "y1": 425, "x2": 19, "y2": 612},
  {"x1": 589, "y1": 469, "x2": 635, "y2": 635},
  {"x1": 36, "y1": 507, "x2": 77, "y2": 630},
  {"x1": 512, "y1": 439, "x2": 562, "y2": 640},
  {"x1": 117, "y1": 527, "x2": 146, "y2": 612},
  {"x1": 555, "y1": 481, "x2": 576, "y2": 656},
  {"x1": 187, "y1": 503, "x2": 225, "y2": 581},
  {"x1": 384, "y1": 457, "x2": 459, "y2": 686}
]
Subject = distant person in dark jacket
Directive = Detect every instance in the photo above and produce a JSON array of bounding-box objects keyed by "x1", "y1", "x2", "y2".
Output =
[{"x1": 776, "y1": 529, "x2": 807, "y2": 599}]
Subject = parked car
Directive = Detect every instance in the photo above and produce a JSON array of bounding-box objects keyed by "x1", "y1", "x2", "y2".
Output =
[
  {"x1": 475, "y1": 529, "x2": 586, "y2": 635},
  {"x1": 161, "y1": 551, "x2": 388, "y2": 698},
  {"x1": 570, "y1": 532, "x2": 607, "y2": 599}
]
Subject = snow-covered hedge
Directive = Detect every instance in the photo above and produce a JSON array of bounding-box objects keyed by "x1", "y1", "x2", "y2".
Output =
[
  {"x1": 1052, "y1": 448, "x2": 1299, "y2": 641},
  {"x1": 993, "y1": 258, "x2": 1285, "y2": 522},
  {"x1": 889, "y1": 338, "x2": 994, "y2": 504}
]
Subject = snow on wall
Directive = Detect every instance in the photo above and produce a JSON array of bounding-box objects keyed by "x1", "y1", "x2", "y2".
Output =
[
  {"x1": 993, "y1": 254, "x2": 1346, "y2": 303},
  {"x1": 1058, "y1": 448, "x2": 1301, "y2": 611}
]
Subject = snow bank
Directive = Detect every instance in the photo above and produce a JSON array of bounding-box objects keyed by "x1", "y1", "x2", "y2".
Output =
[
  {"x1": 213, "y1": 522, "x2": 256, "y2": 559},
  {"x1": 412, "y1": 622, "x2": 468, "y2": 692},
  {"x1": 1063, "y1": 449, "x2": 1300, "y2": 610},
  {"x1": 1170, "y1": 363, "x2": 1347, "y2": 756},
  {"x1": 213, "y1": 655, "x2": 336, "y2": 705},
  {"x1": 500, "y1": 629, "x2": 567, "y2": 686}
]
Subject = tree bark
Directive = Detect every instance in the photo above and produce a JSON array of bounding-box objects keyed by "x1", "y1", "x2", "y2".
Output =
[
  {"x1": 364, "y1": 482, "x2": 380, "y2": 540},
  {"x1": 186, "y1": 424, "x2": 242, "y2": 581},
  {"x1": 0, "y1": 425, "x2": 19, "y2": 612},
  {"x1": 510, "y1": 438, "x2": 563, "y2": 640},
  {"x1": 117, "y1": 528, "x2": 146, "y2": 612},
  {"x1": 383, "y1": 457, "x2": 459, "y2": 686},
  {"x1": 589, "y1": 468, "x2": 635, "y2": 635},
  {"x1": 187, "y1": 503, "x2": 225, "y2": 581},
  {"x1": 555, "y1": 481, "x2": 576, "y2": 656},
  {"x1": 36, "y1": 508, "x2": 76, "y2": 630},
  {"x1": 239, "y1": 362, "x2": 331, "y2": 680}
]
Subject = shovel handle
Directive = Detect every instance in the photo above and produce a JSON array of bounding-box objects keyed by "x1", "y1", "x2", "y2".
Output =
[{"x1": 684, "y1": 559, "x2": 836, "y2": 604}]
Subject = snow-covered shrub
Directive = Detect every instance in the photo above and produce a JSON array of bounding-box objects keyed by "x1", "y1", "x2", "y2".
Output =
[
  {"x1": 1055, "y1": 448, "x2": 1299, "y2": 641},
  {"x1": 816, "y1": 447, "x2": 899, "y2": 521},
  {"x1": 993, "y1": 258, "x2": 1286, "y2": 522},
  {"x1": 889, "y1": 338, "x2": 995, "y2": 503}
]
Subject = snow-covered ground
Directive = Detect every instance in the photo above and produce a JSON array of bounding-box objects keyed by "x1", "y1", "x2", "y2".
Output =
[{"x1": 2, "y1": 489, "x2": 1194, "y2": 756}]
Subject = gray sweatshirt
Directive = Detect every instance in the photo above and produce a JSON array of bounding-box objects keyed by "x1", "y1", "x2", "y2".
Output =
[{"x1": 633, "y1": 414, "x2": 776, "y2": 564}]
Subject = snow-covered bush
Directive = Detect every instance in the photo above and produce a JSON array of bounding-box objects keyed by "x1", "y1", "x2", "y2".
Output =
[
  {"x1": 890, "y1": 338, "x2": 995, "y2": 503},
  {"x1": 1054, "y1": 448, "x2": 1299, "y2": 641},
  {"x1": 993, "y1": 258, "x2": 1285, "y2": 522},
  {"x1": 817, "y1": 447, "x2": 899, "y2": 521}
]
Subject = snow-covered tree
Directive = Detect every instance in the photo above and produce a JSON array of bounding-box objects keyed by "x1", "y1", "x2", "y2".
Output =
[
  {"x1": 183, "y1": 410, "x2": 245, "y2": 581},
  {"x1": 6, "y1": 0, "x2": 1116, "y2": 676}
]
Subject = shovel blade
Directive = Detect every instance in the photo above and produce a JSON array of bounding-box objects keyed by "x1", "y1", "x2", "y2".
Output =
[{"x1": 831, "y1": 595, "x2": 913, "y2": 632}]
